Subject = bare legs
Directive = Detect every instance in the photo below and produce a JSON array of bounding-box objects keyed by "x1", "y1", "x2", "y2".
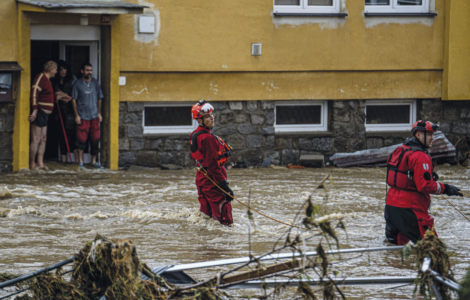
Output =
[{"x1": 29, "y1": 124, "x2": 47, "y2": 169}]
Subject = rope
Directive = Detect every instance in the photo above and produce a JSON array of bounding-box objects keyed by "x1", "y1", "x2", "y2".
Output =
[
  {"x1": 196, "y1": 167, "x2": 312, "y2": 229},
  {"x1": 461, "y1": 191, "x2": 470, "y2": 198},
  {"x1": 440, "y1": 194, "x2": 470, "y2": 223}
]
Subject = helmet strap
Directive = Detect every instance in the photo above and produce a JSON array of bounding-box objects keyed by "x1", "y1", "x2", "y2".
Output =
[{"x1": 413, "y1": 131, "x2": 428, "y2": 149}]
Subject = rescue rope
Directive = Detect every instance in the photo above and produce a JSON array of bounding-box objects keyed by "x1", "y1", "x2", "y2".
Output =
[
  {"x1": 440, "y1": 194, "x2": 470, "y2": 223},
  {"x1": 461, "y1": 191, "x2": 470, "y2": 198},
  {"x1": 196, "y1": 167, "x2": 308, "y2": 229}
]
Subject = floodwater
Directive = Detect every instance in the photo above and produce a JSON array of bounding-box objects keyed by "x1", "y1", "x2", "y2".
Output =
[{"x1": 0, "y1": 163, "x2": 469, "y2": 299}]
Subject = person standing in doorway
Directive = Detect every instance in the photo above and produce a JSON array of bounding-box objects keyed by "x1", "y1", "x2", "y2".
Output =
[
  {"x1": 29, "y1": 61, "x2": 57, "y2": 169},
  {"x1": 53, "y1": 60, "x2": 77, "y2": 163},
  {"x1": 189, "y1": 100, "x2": 234, "y2": 226},
  {"x1": 71, "y1": 62, "x2": 104, "y2": 170}
]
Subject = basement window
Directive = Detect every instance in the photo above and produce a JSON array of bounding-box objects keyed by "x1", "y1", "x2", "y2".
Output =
[
  {"x1": 274, "y1": 0, "x2": 340, "y2": 14},
  {"x1": 365, "y1": 100, "x2": 416, "y2": 132},
  {"x1": 274, "y1": 101, "x2": 328, "y2": 133},
  {"x1": 143, "y1": 103, "x2": 197, "y2": 134},
  {"x1": 365, "y1": 0, "x2": 430, "y2": 14}
]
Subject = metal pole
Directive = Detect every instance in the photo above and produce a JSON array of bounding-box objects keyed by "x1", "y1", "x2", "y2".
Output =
[
  {"x1": 166, "y1": 246, "x2": 404, "y2": 272},
  {"x1": 421, "y1": 257, "x2": 461, "y2": 292},
  {"x1": 0, "y1": 257, "x2": 75, "y2": 289}
]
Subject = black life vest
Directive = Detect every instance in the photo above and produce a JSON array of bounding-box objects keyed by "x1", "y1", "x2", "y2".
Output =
[
  {"x1": 386, "y1": 145, "x2": 422, "y2": 191},
  {"x1": 189, "y1": 130, "x2": 232, "y2": 167}
]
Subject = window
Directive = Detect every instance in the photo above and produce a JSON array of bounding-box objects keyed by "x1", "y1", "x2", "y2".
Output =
[
  {"x1": 365, "y1": 100, "x2": 416, "y2": 132},
  {"x1": 274, "y1": 101, "x2": 328, "y2": 133},
  {"x1": 365, "y1": 0, "x2": 429, "y2": 13},
  {"x1": 143, "y1": 103, "x2": 197, "y2": 134},
  {"x1": 274, "y1": 0, "x2": 340, "y2": 14}
]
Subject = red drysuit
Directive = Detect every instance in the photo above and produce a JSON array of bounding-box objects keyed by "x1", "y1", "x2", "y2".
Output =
[
  {"x1": 190, "y1": 126, "x2": 233, "y2": 226},
  {"x1": 385, "y1": 138, "x2": 444, "y2": 245}
]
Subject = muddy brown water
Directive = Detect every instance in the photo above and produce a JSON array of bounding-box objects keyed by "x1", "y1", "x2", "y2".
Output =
[{"x1": 0, "y1": 163, "x2": 469, "y2": 299}]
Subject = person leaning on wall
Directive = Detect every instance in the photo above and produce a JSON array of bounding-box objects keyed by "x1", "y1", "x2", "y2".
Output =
[{"x1": 29, "y1": 60, "x2": 57, "y2": 170}]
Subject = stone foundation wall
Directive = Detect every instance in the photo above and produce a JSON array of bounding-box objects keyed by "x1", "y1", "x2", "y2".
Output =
[
  {"x1": 118, "y1": 99, "x2": 470, "y2": 169},
  {"x1": 0, "y1": 103, "x2": 15, "y2": 172}
]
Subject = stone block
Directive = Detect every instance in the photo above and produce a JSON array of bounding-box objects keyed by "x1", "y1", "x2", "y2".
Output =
[
  {"x1": 334, "y1": 138, "x2": 348, "y2": 152},
  {"x1": 158, "y1": 152, "x2": 184, "y2": 166},
  {"x1": 265, "y1": 150, "x2": 280, "y2": 165},
  {"x1": 3, "y1": 114, "x2": 14, "y2": 132},
  {"x1": 384, "y1": 139, "x2": 394, "y2": 146},
  {"x1": 298, "y1": 138, "x2": 312, "y2": 150},
  {"x1": 184, "y1": 152, "x2": 194, "y2": 168},
  {"x1": 366, "y1": 138, "x2": 383, "y2": 149},
  {"x1": 353, "y1": 110, "x2": 366, "y2": 125},
  {"x1": 261, "y1": 101, "x2": 275, "y2": 110},
  {"x1": 452, "y1": 122, "x2": 468, "y2": 134},
  {"x1": 237, "y1": 149, "x2": 264, "y2": 165},
  {"x1": 235, "y1": 113, "x2": 248, "y2": 123},
  {"x1": 350, "y1": 139, "x2": 366, "y2": 152},
  {"x1": 128, "y1": 125, "x2": 143, "y2": 137},
  {"x1": 439, "y1": 122, "x2": 452, "y2": 134},
  {"x1": 334, "y1": 101, "x2": 346, "y2": 109},
  {"x1": 282, "y1": 149, "x2": 299, "y2": 165},
  {"x1": 266, "y1": 135, "x2": 275, "y2": 147},
  {"x1": 0, "y1": 133, "x2": 12, "y2": 160},
  {"x1": 124, "y1": 113, "x2": 142, "y2": 124},
  {"x1": 219, "y1": 113, "x2": 234, "y2": 124},
  {"x1": 251, "y1": 114, "x2": 265, "y2": 125},
  {"x1": 276, "y1": 137, "x2": 292, "y2": 149},
  {"x1": 212, "y1": 102, "x2": 228, "y2": 110},
  {"x1": 119, "y1": 125, "x2": 126, "y2": 138},
  {"x1": 266, "y1": 112, "x2": 275, "y2": 125},
  {"x1": 311, "y1": 138, "x2": 331, "y2": 151},
  {"x1": 229, "y1": 102, "x2": 243, "y2": 110},
  {"x1": 460, "y1": 108, "x2": 470, "y2": 119},
  {"x1": 334, "y1": 110, "x2": 350, "y2": 123},
  {"x1": 227, "y1": 134, "x2": 245, "y2": 150},
  {"x1": 348, "y1": 100, "x2": 356, "y2": 109},
  {"x1": 146, "y1": 138, "x2": 164, "y2": 150},
  {"x1": 127, "y1": 102, "x2": 144, "y2": 112},
  {"x1": 358, "y1": 125, "x2": 366, "y2": 139},
  {"x1": 0, "y1": 117, "x2": 3, "y2": 132},
  {"x1": 444, "y1": 107, "x2": 459, "y2": 121},
  {"x1": 119, "y1": 103, "x2": 126, "y2": 111},
  {"x1": 164, "y1": 139, "x2": 184, "y2": 151},
  {"x1": 238, "y1": 124, "x2": 258, "y2": 134},
  {"x1": 119, "y1": 139, "x2": 129, "y2": 150},
  {"x1": 119, "y1": 114, "x2": 123, "y2": 125},
  {"x1": 247, "y1": 101, "x2": 258, "y2": 111},
  {"x1": 131, "y1": 139, "x2": 144, "y2": 150},
  {"x1": 247, "y1": 135, "x2": 263, "y2": 148},
  {"x1": 261, "y1": 127, "x2": 274, "y2": 135},
  {"x1": 136, "y1": 151, "x2": 158, "y2": 167},
  {"x1": 119, "y1": 152, "x2": 136, "y2": 167},
  {"x1": 213, "y1": 125, "x2": 237, "y2": 136}
]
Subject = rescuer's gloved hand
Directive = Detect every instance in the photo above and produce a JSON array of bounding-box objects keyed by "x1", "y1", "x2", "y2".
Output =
[
  {"x1": 217, "y1": 180, "x2": 234, "y2": 201},
  {"x1": 443, "y1": 184, "x2": 463, "y2": 197}
]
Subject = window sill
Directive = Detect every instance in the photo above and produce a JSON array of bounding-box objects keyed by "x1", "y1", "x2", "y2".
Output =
[
  {"x1": 275, "y1": 131, "x2": 334, "y2": 137},
  {"x1": 274, "y1": 13, "x2": 348, "y2": 17},
  {"x1": 364, "y1": 12, "x2": 437, "y2": 17}
]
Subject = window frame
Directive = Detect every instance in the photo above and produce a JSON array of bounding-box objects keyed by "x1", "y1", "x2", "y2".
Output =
[
  {"x1": 143, "y1": 102, "x2": 198, "y2": 135},
  {"x1": 273, "y1": 0, "x2": 340, "y2": 14},
  {"x1": 364, "y1": 0, "x2": 430, "y2": 14},
  {"x1": 274, "y1": 100, "x2": 328, "y2": 133},
  {"x1": 365, "y1": 100, "x2": 417, "y2": 132}
]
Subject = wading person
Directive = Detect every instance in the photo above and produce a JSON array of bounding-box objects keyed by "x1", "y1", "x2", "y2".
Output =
[
  {"x1": 384, "y1": 120, "x2": 463, "y2": 245},
  {"x1": 53, "y1": 60, "x2": 77, "y2": 163},
  {"x1": 189, "y1": 100, "x2": 233, "y2": 226},
  {"x1": 29, "y1": 61, "x2": 57, "y2": 169},
  {"x1": 71, "y1": 62, "x2": 104, "y2": 169}
]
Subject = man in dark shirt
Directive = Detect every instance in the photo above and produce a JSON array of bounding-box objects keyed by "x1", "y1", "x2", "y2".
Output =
[{"x1": 71, "y1": 62, "x2": 104, "y2": 169}]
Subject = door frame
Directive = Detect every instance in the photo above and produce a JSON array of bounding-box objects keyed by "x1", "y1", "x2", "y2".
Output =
[{"x1": 59, "y1": 41, "x2": 100, "y2": 82}]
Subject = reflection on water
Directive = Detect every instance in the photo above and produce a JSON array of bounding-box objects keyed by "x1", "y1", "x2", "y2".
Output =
[{"x1": 0, "y1": 165, "x2": 469, "y2": 299}]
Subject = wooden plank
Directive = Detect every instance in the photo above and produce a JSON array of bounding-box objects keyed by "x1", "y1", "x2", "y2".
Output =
[{"x1": 222, "y1": 260, "x2": 300, "y2": 284}]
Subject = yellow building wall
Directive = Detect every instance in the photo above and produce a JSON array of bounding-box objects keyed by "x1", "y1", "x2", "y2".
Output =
[
  {"x1": 442, "y1": 0, "x2": 470, "y2": 100},
  {"x1": 0, "y1": 1, "x2": 18, "y2": 61},
  {"x1": 119, "y1": 0, "x2": 445, "y2": 101}
]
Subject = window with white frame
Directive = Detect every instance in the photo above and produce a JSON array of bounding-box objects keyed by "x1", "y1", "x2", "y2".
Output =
[
  {"x1": 143, "y1": 103, "x2": 197, "y2": 134},
  {"x1": 365, "y1": 100, "x2": 416, "y2": 132},
  {"x1": 274, "y1": 101, "x2": 328, "y2": 133},
  {"x1": 274, "y1": 0, "x2": 340, "y2": 14},
  {"x1": 365, "y1": 0, "x2": 429, "y2": 13}
]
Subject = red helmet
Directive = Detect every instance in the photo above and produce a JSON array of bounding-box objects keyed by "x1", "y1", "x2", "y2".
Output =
[
  {"x1": 191, "y1": 100, "x2": 214, "y2": 120},
  {"x1": 411, "y1": 120, "x2": 439, "y2": 136}
]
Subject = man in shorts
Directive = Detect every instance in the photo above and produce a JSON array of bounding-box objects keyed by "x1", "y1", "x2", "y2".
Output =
[
  {"x1": 71, "y1": 62, "x2": 104, "y2": 169},
  {"x1": 29, "y1": 61, "x2": 57, "y2": 169}
]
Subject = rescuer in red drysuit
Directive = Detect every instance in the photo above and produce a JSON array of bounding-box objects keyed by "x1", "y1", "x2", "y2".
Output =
[
  {"x1": 385, "y1": 120, "x2": 463, "y2": 245},
  {"x1": 189, "y1": 100, "x2": 234, "y2": 226}
]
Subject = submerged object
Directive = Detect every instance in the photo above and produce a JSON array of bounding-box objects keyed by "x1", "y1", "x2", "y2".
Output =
[{"x1": 330, "y1": 131, "x2": 456, "y2": 168}]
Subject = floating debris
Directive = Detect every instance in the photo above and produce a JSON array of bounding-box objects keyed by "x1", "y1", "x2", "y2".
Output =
[
  {"x1": 0, "y1": 186, "x2": 12, "y2": 198},
  {"x1": 330, "y1": 131, "x2": 456, "y2": 167}
]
